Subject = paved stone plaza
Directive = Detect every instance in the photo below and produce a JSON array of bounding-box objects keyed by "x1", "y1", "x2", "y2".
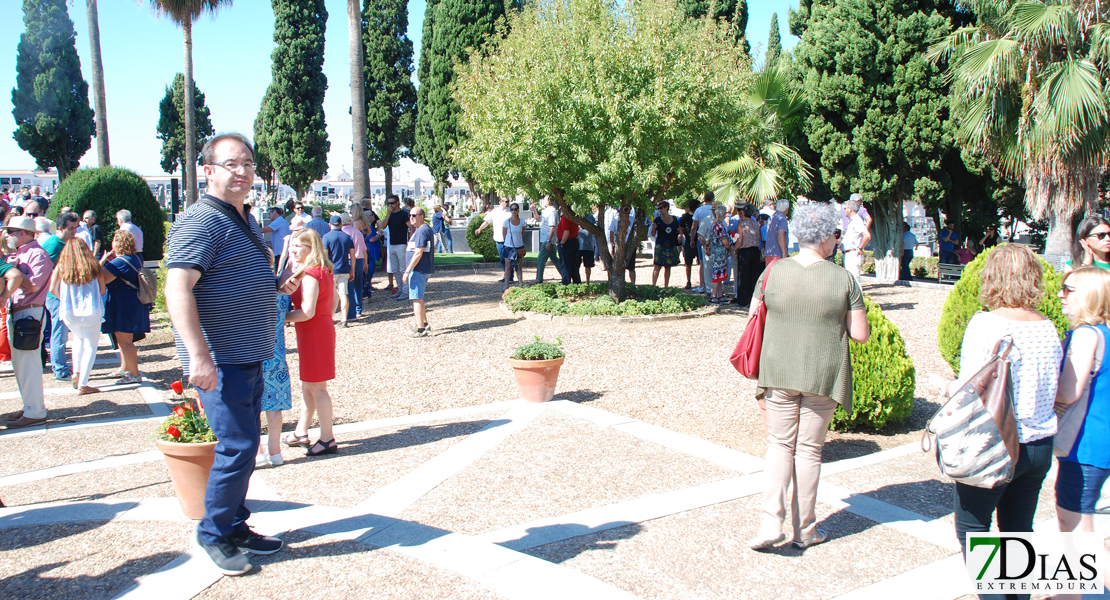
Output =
[{"x1": 0, "y1": 269, "x2": 1107, "y2": 599}]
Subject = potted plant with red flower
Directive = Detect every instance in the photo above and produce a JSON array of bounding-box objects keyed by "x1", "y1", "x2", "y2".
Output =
[{"x1": 155, "y1": 386, "x2": 217, "y2": 519}]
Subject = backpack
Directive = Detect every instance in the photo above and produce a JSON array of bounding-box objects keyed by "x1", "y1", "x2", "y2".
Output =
[{"x1": 121, "y1": 256, "x2": 157, "y2": 306}]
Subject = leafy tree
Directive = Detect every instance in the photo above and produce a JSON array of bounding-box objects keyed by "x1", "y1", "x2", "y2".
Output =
[
  {"x1": 12, "y1": 0, "x2": 94, "y2": 181},
  {"x1": 86, "y1": 0, "x2": 110, "y2": 166},
  {"x1": 795, "y1": 0, "x2": 954, "y2": 280},
  {"x1": 268, "y1": 0, "x2": 330, "y2": 199},
  {"x1": 455, "y1": 0, "x2": 752, "y2": 301},
  {"x1": 928, "y1": 0, "x2": 1110, "y2": 259},
  {"x1": 766, "y1": 12, "x2": 782, "y2": 67},
  {"x1": 709, "y1": 67, "x2": 811, "y2": 203},
  {"x1": 789, "y1": 0, "x2": 813, "y2": 37},
  {"x1": 676, "y1": 0, "x2": 750, "y2": 55},
  {"x1": 349, "y1": 0, "x2": 370, "y2": 200},
  {"x1": 148, "y1": 0, "x2": 233, "y2": 206},
  {"x1": 364, "y1": 0, "x2": 417, "y2": 199},
  {"x1": 156, "y1": 73, "x2": 215, "y2": 176},
  {"x1": 253, "y1": 88, "x2": 276, "y2": 199},
  {"x1": 418, "y1": 0, "x2": 506, "y2": 191}
]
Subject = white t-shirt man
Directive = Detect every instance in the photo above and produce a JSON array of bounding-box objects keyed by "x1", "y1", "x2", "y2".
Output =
[
  {"x1": 539, "y1": 204, "x2": 558, "y2": 244},
  {"x1": 841, "y1": 214, "x2": 867, "y2": 252},
  {"x1": 120, "y1": 222, "x2": 144, "y2": 253},
  {"x1": 483, "y1": 205, "x2": 511, "y2": 243},
  {"x1": 607, "y1": 207, "x2": 636, "y2": 244}
]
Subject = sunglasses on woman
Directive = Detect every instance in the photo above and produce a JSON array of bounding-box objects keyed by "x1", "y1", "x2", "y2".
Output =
[
  {"x1": 1061, "y1": 282, "x2": 1077, "y2": 294},
  {"x1": 1087, "y1": 231, "x2": 1110, "y2": 241}
]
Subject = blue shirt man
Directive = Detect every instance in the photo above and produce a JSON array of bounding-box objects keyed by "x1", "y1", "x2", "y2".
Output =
[
  {"x1": 261, "y1": 207, "x2": 290, "y2": 258},
  {"x1": 323, "y1": 216, "x2": 354, "y2": 275},
  {"x1": 305, "y1": 207, "x2": 330, "y2": 238}
]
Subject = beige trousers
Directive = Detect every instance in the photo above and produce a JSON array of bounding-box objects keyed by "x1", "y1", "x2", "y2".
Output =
[
  {"x1": 760, "y1": 388, "x2": 838, "y2": 542},
  {"x1": 8, "y1": 307, "x2": 46, "y2": 419}
]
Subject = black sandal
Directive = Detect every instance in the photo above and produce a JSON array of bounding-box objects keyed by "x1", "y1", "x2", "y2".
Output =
[
  {"x1": 282, "y1": 432, "x2": 309, "y2": 448},
  {"x1": 305, "y1": 438, "x2": 338, "y2": 456}
]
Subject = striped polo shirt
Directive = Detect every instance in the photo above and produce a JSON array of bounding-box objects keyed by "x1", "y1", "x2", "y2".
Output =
[{"x1": 166, "y1": 195, "x2": 277, "y2": 374}]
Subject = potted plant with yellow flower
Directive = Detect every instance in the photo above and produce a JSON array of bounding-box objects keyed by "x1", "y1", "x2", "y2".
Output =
[{"x1": 156, "y1": 380, "x2": 217, "y2": 519}]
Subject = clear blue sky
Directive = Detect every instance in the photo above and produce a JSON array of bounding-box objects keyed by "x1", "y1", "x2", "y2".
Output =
[{"x1": 0, "y1": 0, "x2": 797, "y2": 178}]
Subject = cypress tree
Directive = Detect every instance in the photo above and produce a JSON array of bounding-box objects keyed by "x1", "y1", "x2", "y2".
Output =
[
  {"x1": 675, "y1": 0, "x2": 749, "y2": 55},
  {"x1": 253, "y1": 88, "x2": 276, "y2": 199},
  {"x1": 766, "y1": 13, "x2": 781, "y2": 67},
  {"x1": 268, "y1": 0, "x2": 330, "y2": 199},
  {"x1": 363, "y1": 0, "x2": 417, "y2": 199},
  {"x1": 156, "y1": 73, "x2": 214, "y2": 176},
  {"x1": 420, "y1": 0, "x2": 506, "y2": 189},
  {"x1": 413, "y1": 0, "x2": 439, "y2": 183},
  {"x1": 11, "y1": 0, "x2": 94, "y2": 180}
]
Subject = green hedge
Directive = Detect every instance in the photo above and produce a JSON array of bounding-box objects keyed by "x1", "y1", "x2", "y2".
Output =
[
  {"x1": 503, "y1": 282, "x2": 706, "y2": 315},
  {"x1": 833, "y1": 297, "x2": 916, "y2": 431},
  {"x1": 467, "y1": 213, "x2": 498, "y2": 262},
  {"x1": 50, "y1": 167, "x2": 167, "y2": 261},
  {"x1": 937, "y1": 244, "x2": 1068, "y2": 373}
]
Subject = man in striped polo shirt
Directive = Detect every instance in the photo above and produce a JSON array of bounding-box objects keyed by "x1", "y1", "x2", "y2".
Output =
[{"x1": 166, "y1": 133, "x2": 300, "y2": 576}]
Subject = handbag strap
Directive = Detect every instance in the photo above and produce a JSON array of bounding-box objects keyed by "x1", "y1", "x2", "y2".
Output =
[
  {"x1": 199, "y1": 196, "x2": 272, "y2": 265},
  {"x1": 991, "y1": 334, "x2": 1015, "y2": 361}
]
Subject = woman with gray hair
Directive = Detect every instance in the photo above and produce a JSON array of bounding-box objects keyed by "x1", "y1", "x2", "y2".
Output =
[{"x1": 747, "y1": 202, "x2": 871, "y2": 552}]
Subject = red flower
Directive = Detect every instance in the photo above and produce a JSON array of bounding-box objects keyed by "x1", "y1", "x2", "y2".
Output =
[
  {"x1": 173, "y1": 406, "x2": 185, "y2": 417},
  {"x1": 170, "y1": 381, "x2": 184, "y2": 395},
  {"x1": 166, "y1": 425, "x2": 181, "y2": 439},
  {"x1": 182, "y1": 402, "x2": 193, "y2": 412}
]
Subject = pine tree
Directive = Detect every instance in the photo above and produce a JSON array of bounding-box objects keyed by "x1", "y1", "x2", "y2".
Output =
[
  {"x1": 364, "y1": 0, "x2": 417, "y2": 199},
  {"x1": 675, "y1": 0, "x2": 749, "y2": 55},
  {"x1": 156, "y1": 73, "x2": 214, "y2": 176},
  {"x1": 268, "y1": 0, "x2": 330, "y2": 199},
  {"x1": 419, "y1": 0, "x2": 506, "y2": 189},
  {"x1": 796, "y1": 0, "x2": 953, "y2": 280},
  {"x1": 12, "y1": 0, "x2": 94, "y2": 180},
  {"x1": 766, "y1": 13, "x2": 781, "y2": 67}
]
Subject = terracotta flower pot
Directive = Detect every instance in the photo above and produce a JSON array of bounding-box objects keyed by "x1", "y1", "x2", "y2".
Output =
[
  {"x1": 508, "y1": 356, "x2": 565, "y2": 403},
  {"x1": 156, "y1": 439, "x2": 217, "y2": 520}
]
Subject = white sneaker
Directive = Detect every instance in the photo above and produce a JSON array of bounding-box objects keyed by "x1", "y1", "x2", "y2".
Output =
[
  {"x1": 268, "y1": 453, "x2": 283, "y2": 466},
  {"x1": 254, "y1": 453, "x2": 271, "y2": 468}
]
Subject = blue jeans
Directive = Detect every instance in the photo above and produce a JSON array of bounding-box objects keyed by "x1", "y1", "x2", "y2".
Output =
[
  {"x1": 954, "y1": 436, "x2": 1053, "y2": 600},
  {"x1": 45, "y1": 295, "x2": 70, "y2": 378},
  {"x1": 364, "y1": 258, "x2": 376, "y2": 298},
  {"x1": 347, "y1": 258, "x2": 365, "y2": 319},
  {"x1": 197, "y1": 362, "x2": 264, "y2": 545},
  {"x1": 495, "y1": 242, "x2": 516, "y2": 281}
]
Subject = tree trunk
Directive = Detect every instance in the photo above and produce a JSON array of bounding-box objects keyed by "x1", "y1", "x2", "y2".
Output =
[
  {"x1": 871, "y1": 198, "x2": 902, "y2": 283},
  {"x1": 348, "y1": 0, "x2": 370, "y2": 201},
  {"x1": 87, "y1": 0, "x2": 109, "y2": 166},
  {"x1": 1044, "y1": 213, "x2": 1072, "y2": 266},
  {"x1": 384, "y1": 165, "x2": 393, "y2": 199},
  {"x1": 183, "y1": 21, "x2": 198, "y2": 207}
]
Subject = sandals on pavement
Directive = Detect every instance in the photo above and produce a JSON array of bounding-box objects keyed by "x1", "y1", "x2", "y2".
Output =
[
  {"x1": 305, "y1": 438, "x2": 338, "y2": 456},
  {"x1": 792, "y1": 528, "x2": 829, "y2": 550},
  {"x1": 76, "y1": 386, "x2": 100, "y2": 396},
  {"x1": 282, "y1": 432, "x2": 310, "y2": 448},
  {"x1": 747, "y1": 531, "x2": 786, "y2": 551}
]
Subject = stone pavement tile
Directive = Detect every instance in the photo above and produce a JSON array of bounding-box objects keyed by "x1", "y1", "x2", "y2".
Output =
[
  {"x1": 400, "y1": 409, "x2": 738, "y2": 536},
  {"x1": 195, "y1": 530, "x2": 510, "y2": 600},
  {"x1": 824, "y1": 449, "x2": 954, "y2": 520},
  {"x1": 42, "y1": 387, "x2": 152, "y2": 424},
  {"x1": 1, "y1": 461, "x2": 173, "y2": 507},
  {"x1": 0, "y1": 420, "x2": 160, "y2": 477},
  {"x1": 0, "y1": 520, "x2": 190, "y2": 600},
  {"x1": 258, "y1": 415, "x2": 500, "y2": 510},
  {"x1": 525, "y1": 495, "x2": 955, "y2": 600}
]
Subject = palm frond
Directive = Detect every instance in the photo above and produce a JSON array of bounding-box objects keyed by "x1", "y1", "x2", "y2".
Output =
[
  {"x1": 1035, "y1": 58, "x2": 1110, "y2": 142},
  {"x1": 1010, "y1": 1, "x2": 1077, "y2": 50},
  {"x1": 951, "y1": 38, "x2": 1024, "y2": 89},
  {"x1": 1087, "y1": 22, "x2": 1110, "y2": 66},
  {"x1": 148, "y1": 0, "x2": 232, "y2": 26},
  {"x1": 926, "y1": 26, "x2": 983, "y2": 65}
]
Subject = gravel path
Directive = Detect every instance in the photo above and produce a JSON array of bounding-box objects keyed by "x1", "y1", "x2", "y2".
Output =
[{"x1": 127, "y1": 267, "x2": 951, "y2": 462}]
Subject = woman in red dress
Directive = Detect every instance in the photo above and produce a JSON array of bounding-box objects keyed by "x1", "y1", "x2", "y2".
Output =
[{"x1": 283, "y1": 229, "x2": 338, "y2": 456}]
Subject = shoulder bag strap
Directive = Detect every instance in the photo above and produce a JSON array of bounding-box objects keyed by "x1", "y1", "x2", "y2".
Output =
[
  {"x1": 114, "y1": 256, "x2": 141, "y2": 291},
  {"x1": 199, "y1": 197, "x2": 272, "y2": 264}
]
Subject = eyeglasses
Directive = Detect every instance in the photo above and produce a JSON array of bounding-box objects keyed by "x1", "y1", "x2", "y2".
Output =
[
  {"x1": 211, "y1": 161, "x2": 256, "y2": 173},
  {"x1": 1088, "y1": 231, "x2": 1110, "y2": 241},
  {"x1": 1062, "y1": 283, "x2": 1077, "y2": 294},
  {"x1": 511, "y1": 208, "x2": 520, "y2": 211}
]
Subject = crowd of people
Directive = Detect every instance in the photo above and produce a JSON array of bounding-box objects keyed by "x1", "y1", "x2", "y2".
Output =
[
  {"x1": 0, "y1": 193, "x2": 150, "y2": 428},
  {"x1": 747, "y1": 205, "x2": 1108, "y2": 600}
]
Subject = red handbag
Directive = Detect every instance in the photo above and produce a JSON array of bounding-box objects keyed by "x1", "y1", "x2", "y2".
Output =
[{"x1": 729, "y1": 264, "x2": 775, "y2": 378}]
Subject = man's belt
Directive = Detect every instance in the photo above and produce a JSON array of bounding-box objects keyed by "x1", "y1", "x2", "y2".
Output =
[{"x1": 10, "y1": 303, "x2": 43, "y2": 312}]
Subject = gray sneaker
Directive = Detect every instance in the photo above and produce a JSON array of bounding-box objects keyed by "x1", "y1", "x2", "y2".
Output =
[
  {"x1": 407, "y1": 327, "x2": 428, "y2": 338},
  {"x1": 195, "y1": 531, "x2": 251, "y2": 576},
  {"x1": 228, "y1": 526, "x2": 283, "y2": 555}
]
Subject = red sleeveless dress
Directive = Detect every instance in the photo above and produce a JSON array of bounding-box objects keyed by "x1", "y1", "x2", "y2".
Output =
[{"x1": 290, "y1": 266, "x2": 335, "y2": 383}]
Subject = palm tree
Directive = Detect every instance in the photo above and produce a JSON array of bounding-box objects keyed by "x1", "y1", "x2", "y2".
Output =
[
  {"x1": 709, "y1": 67, "x2": 811, "y2": 204},
  {"x1": 928, "y1": 0, "x2": 1110, "y2": 258},
  {"x1": 87, "y1": 0, "x2": 109, "y2": 166},
  {"x1": 149, "y1": 0, "x2": 232, "y2": 206},
  {"x1": 349, "y1": 0, "x2": 370, "y2": 200}
]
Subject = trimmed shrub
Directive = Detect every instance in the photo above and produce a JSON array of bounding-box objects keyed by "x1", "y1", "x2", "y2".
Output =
[
  {"x1": 50, "y1": 167, "x2": 166, "y2": 261},
  {"x1": 937, "y1": 244, "x2": 1067, "y2": 373},
  {"x1": 503, "y1": 282, "x2": 705, "y2": 316},
  {"x1": 466, "y1": 213, "x2": 498, "y2": 262},
  {"x1": 833, "y1": 297, "x2": 916, "y2": 431}
]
